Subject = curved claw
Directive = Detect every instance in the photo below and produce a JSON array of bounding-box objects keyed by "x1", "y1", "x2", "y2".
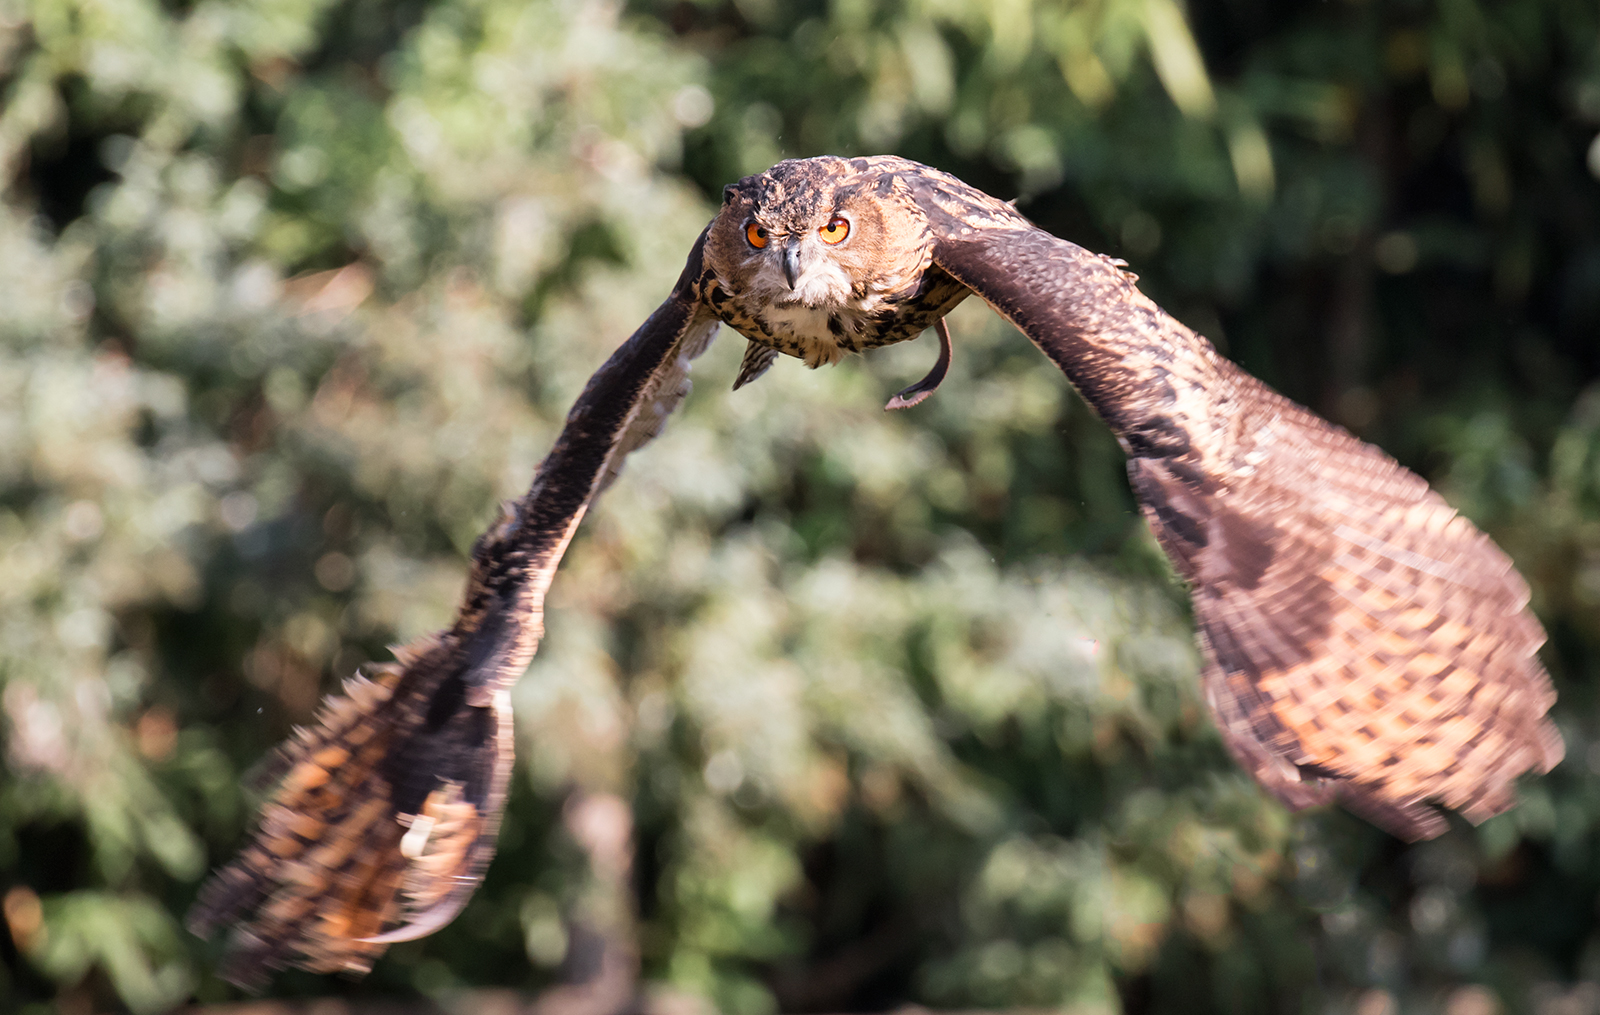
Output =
[
  {"x1": 885, "y1": 318, "x2": 953, "y2": 410},
  {"x1": 359, "y1": 883, "x2": 478, "y2": 944}
]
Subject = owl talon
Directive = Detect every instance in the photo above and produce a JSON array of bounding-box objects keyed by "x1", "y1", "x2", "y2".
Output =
[
  {"x1": 398, "y1": 813, "x2": 436, "y2": 859},
  {"x1": 885, "y1": 317, "x2": 953, "y2": 410}
]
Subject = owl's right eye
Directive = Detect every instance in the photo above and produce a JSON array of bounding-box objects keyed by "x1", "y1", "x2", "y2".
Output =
[{"x1": 745, "y1": 222, "x2": 769, "y2": 248}]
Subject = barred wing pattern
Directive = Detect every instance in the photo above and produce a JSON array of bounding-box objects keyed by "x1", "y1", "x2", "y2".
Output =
[
  {"x1": 1182, "y1": 382, "x2": 1557, "y2": 838},
  {"x1": 191, "y1": 156, "x2": 1564, "y2": 988},
  {"x1": 909, "y1": 167, "x2": 1562, "y2": 839},
  {"x1": 188, "y1": 234, "x2": 719, "y2": 985}
]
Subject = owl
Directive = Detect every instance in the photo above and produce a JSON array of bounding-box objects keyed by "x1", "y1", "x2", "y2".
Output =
[{"x1": 189, "y1": 155, "x2": 1563, "y2": 985}]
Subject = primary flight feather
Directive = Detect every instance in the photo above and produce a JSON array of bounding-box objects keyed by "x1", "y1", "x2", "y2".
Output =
[{"x1": 189, "y1": 155, "x2": 1562, "y2": 984}]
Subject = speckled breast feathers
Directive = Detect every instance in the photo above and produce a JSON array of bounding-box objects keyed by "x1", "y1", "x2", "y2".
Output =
[{"x1": 189, "y1": 155, "x2": 1562, "y2": 989}]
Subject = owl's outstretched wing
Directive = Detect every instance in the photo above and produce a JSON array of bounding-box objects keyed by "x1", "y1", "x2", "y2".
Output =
[
  {"x1": 908, "y1": 170, "x2": 1563, "y2": 840},
  {"x1": 188, "y1": 233, "x2": 720, "y2": 987}
]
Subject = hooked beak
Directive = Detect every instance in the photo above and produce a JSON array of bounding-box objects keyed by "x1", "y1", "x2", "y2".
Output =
[{"x1": 782, "y1": 240, "x2": 801, "y2": 290}]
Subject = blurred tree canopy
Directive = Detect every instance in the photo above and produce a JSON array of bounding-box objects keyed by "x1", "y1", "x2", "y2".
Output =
[{"x1": 2, "y1": 0, "x2": 1600, "y2": 1012}]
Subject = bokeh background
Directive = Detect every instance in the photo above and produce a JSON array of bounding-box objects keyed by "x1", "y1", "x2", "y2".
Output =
[{"x1": 3, "y1": 0, "x2": 1600, "y2": 1012}]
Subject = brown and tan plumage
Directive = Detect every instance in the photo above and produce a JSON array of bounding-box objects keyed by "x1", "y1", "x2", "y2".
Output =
[
  {"x1": 190, "y1": 155, "x2": 1562, "y2": 984},
  {"x1": 187, "y1": 249, "x2": 721, "y2": 985}
]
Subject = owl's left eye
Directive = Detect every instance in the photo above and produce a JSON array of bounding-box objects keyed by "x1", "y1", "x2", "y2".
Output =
[
  {"x1": 745, "y1": 222, "x2": 769, "y2": 248},
  {"x1": 819, "y1": 216, "x2": 850, "y2": 244}
]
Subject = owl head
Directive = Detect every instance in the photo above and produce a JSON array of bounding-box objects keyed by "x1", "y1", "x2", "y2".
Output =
[{"x1": 700, "y1": 156, "x2": 966, "y2": 367}]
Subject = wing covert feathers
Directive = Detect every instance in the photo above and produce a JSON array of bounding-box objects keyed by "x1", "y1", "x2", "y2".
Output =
[
  {"x1": 189, "y1": 232, "x2": 720, "y2": 986},
  {"x1": 904, "y1": 164, "x2": 1562, "y2": 840},
  {"x1": 193, "y1": 156, "x2": 1568, "y2": 991}
]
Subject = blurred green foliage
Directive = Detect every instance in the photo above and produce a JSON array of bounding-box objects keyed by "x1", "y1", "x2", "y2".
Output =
[{"x1": 2, "y1": 0, "x2": 1600, "y2": 1012}]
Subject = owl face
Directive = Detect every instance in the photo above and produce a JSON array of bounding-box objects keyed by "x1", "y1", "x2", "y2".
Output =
[{"x1": 701, "y1": 156, "x2": 966, "y2": 367}]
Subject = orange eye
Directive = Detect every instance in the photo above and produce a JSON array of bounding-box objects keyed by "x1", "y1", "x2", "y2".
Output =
[
  {"x1": 819, "y1": 216, "x2": 850, "y2": 244},
  {"x1": 745, "y1": 222, "x2": 769, "y2": 248}
]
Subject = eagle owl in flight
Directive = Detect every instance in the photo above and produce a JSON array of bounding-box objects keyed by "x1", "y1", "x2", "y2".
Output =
[{"x1": 189, "y1": 156, "x2": 1563, "y2": 985}]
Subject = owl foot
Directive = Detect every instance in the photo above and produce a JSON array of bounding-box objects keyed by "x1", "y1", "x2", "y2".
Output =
[
  {"x1": 733, "y1": 340, "x2": 778, "y2": 390},
  {"x1": 885, "y1": 317, "x2": 953, "y2": 410}
]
